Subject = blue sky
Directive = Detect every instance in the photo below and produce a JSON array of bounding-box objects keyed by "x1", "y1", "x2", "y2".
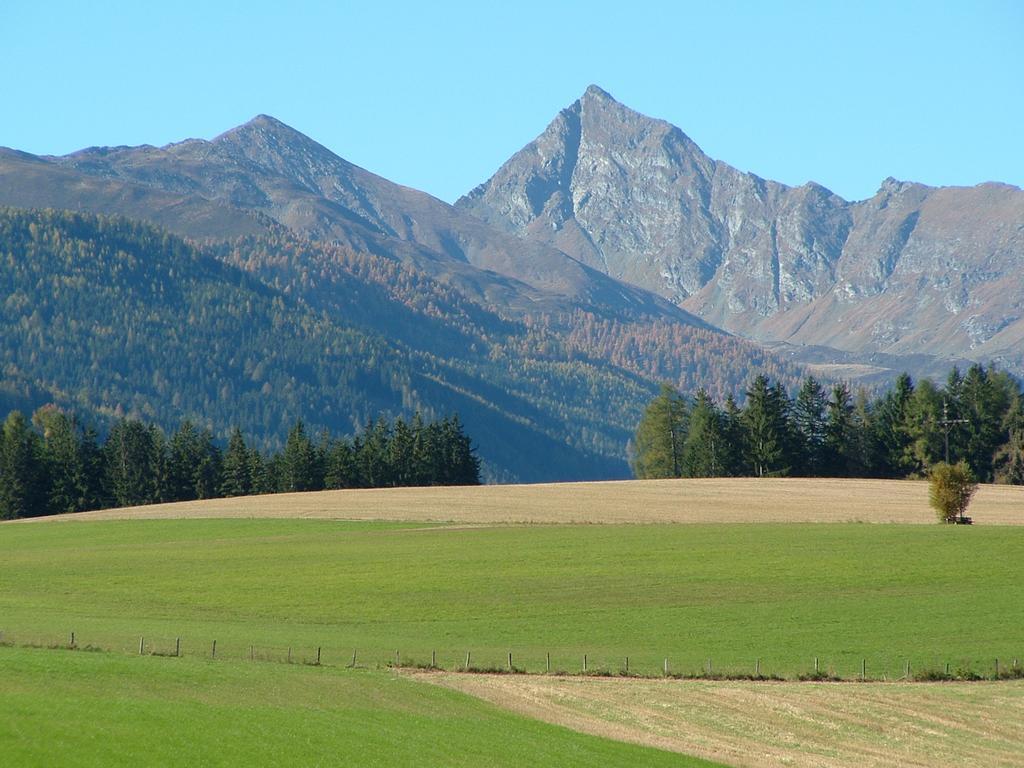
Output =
[{"x1": 3, "y1": 1, "x2": 1021, "y2": 203}]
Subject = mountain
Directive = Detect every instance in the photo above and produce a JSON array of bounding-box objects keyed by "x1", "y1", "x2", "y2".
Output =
[
  {"x1": 1, "y1": 115, "x2": 704, "y2": 322},
  {"x1": 0, "y1": 113, "x2": 817, "y2": 481},
  {"x1": 458, "y1": 85, "x2": 1024, "y2": 376}
]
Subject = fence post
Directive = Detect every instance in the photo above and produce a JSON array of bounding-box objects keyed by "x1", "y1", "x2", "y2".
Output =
[
  {"x1": 905, "y1": 660, "x2": 910, "y2": 679},
  {"x1": 862, "y1": 659, "x2": 866, "y2": 680},
  {"x1": 995, "y1": 658, "x2": 1000, "y2": 678},
  {"x1": 546, "y1": 652, "x2": 550, "y2": 673},
  {"x1": 249, "y1": 645, "x2": 254, "y2": 661},
  {"x1": 625, "y1": 656, "x2": 629, "y2": 675},
  {"x1": 945, "y1": 662, "x2": 950, "y2": 676},
  {"x1": 351, "y1": 649, "x2": 357, "y2": 668},
  {"x1": 288, "y1": 647, "x2": 292, "y2": 664},
  {"x1": 465, "y1": 651, "x2": 471, "y2": 670},
  {"x1": 139, "y1": 636, "x2": 145, "y2": 655},
  {"x1": 432, "y1": 650, "x2": 436, "y2": 668},
  {"x1": 708, "y1": 658, "x2": 713, "y2": 676},
  {"x1": 211, "y1": 640, "x2": 217, "y2": 659},
  {"x1": 583, "y1": 654, "x2": 587, "y2": 673},
  {"x1": 175, "y1": 637, "x2": 180, "y2": 658},
  {"x1": 70, "y1": 631, "x2": 75, "y2": 647},
  {"x1": 756, "y1": 658, "x2": 761, "y2": 677},
  {"x1": 316, "y1": 647, "x2": 321, "y2": 665},
  {"x1": 664, "y1": 658, "x2": 668, "y2": 676},
  {"x1": 814, "y1": 656, "x2": 819, "y2": 674}
]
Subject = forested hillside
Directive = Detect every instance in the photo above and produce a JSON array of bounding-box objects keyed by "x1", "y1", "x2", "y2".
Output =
[{"x1": 0, "y1": 208, "x2": 805, "y2": 481}]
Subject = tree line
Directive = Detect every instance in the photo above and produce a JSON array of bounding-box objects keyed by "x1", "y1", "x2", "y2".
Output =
[
  {"x1": 633, "y1": 364, "x2": 1024, "y2": 483},
  {"x1": 0, "y1": 408, "x2": 480, "y2": 519}
]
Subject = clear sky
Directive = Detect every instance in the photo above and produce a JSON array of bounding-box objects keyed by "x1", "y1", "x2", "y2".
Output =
[{"x1": 3, "y1": 1, "x2": 1021, "y2": 203}]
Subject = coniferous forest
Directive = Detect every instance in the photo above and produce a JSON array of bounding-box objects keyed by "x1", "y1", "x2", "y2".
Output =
[
  {"x1": 633, "y1": 366, "x2": 1024, "y2": 484},
  {"x1": 0, "y1": 409, "x2": 479, "y2": 519}
]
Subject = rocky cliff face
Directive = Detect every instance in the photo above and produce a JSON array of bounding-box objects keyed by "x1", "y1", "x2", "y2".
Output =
[{"x1": 458, "y1": 86, "x2": 1024, "y2": 373}]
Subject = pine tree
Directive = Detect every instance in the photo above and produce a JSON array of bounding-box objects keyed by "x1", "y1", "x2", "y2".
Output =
[
  {"x1": 720, "y1": 394, "x2": 745, "y2": 476},
  {"x1": 994, "y1": 392, "x2": 1024, "y2": 484},
  {"x1": 389, "y1": 417, "x2": 415, "y2": 486},
  {"x1": 324, "y1": 437, "x2": 358, "y2": 489},
  {"x1": 632, "y1": 384, "x2": 687, "y2": 479},
  {"x1": 220, "y1": 427, "x2": 251, "y2": 497},
  {"x1": 683, "y1": 390, "x2": 724, "y2": 477},
  {"x1": 849, "y1": 388, "x2": 878, "y2": 477},
  {"x1": 824, "y1": 384, "x2": 855, "y2": 476},
  {"x1": 358, "y1": 419, "x2": 392, "y2": 487},
  {"x1": 104, "y1": 419, "x2": 162, "y2": 508},
  {"x1": 742, "y1": 375, "x2": 789, "y2": 477},
  {"x1": 440, "y1": 414, "x2": 480, "y2": 485},
  {"x1": 874, "y1": 373, "x2": 915, "y2": 477},
  {"x1": 33, "y1": 405, "x2": 86, "y2": 514},
  {"x1": 793, "y1": 378, "x2": 828, "y2": 476},
  {"x1": 0, "y1": 411, "x2": 46, "y2": 518},
  {"x1": 280, "y1": 421, "x2": 317, "y2": 492}
]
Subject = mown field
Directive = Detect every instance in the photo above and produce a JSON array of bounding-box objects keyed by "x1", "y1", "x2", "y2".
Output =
[
  {"x1": 39, "y1": 477, "x2": 1024, "y2": 525},
  {"x1": 0, "y1": 646, "x2": 717, "y2": 768},
  {"x1": 428, "y1": 673, "x2": 1024, "y2": 768},
  {"x1": 2, "y1": 518, "x2": 1022, "y2": 678}
]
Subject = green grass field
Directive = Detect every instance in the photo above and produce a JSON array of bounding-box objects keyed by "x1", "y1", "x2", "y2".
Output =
[
  {"x1": 2, "y1": 519, "x2": 1022, "y2": 678},
  {"x1": 0, "y1": 645, "x2": 718, "y2": 767}
]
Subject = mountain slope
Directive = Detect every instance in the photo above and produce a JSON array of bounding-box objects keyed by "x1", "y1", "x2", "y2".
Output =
[
  {"x1": 458, "y1": 86, "x2": 1024, "y2": 373},
  {"x1": 0, "y1": 207, "x2": 663, "y2": 481},
  {"x1": 20, "y1": 115, "x2": 706, "y2": 323}
]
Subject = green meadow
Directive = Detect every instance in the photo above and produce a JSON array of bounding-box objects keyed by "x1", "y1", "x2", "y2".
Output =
[
  {"x1": 2, "y1": 519, "x2": 1022, "y2": 678},
  {"x1": 0, "y1": 645, "x2": 718, "y2": 767}
]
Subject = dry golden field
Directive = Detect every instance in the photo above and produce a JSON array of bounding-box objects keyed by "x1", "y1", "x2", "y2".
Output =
[
  {"x1": 25, "y1": 477, "x2": 1024, "y2": 525},
  {"x1": 423, "y1": 673, "x2": 1024, "y2": 768}
]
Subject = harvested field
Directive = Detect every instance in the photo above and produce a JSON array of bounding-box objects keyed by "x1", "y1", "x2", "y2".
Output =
[
  {"x1": 27, "y1": 477, "x2": 1024, "y2": 525},
  {"x1": 425, "y1": 673, "x2": 1024, "y2": 768}
]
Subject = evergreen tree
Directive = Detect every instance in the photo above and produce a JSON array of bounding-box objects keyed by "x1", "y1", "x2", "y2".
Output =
[
  {"x1": 720, "y1": 394, "x2": 745, "y2": 476},
  {"x1": 166, "y1": 420, "x2": 203, "y2": 501},
  {"x1": 78, "y1": 425, "x2": 108, "y2": 511},
  {"x1": 104, "y1": 419, "x2": 162, "y2": 507},
  {"x1": 220, "y1": 427, "x2": 251, "y2": 497},
  {"x1": 632, "y1": 384, "x2": 687, "y2": 479},
  {"x1": 742, "y1": 375, "x2": 790, "y2": 477},
  {"x1": 824, "y1": 384, "x2": 856, "y2": 476},
  {"x1": 874, "y1": 373, "x2": 915, "y2": 477},
  {"x1": 959, "y1": 365, "x2": 1011, "y2": 482},
  {"x1": 0, "y1": 411, "x2": 46, "y2": 518},
  {"x1": 280, "y1": 421, "x2": 318, "y2": 492},
  {"x1": 994, "y1": 392, "x2": 1024, "y2": 484},
  {"x1": 389, "y1": 417, "x2": 416, "y2": 486},
  {"x1": 358, "y1": 419, "x2": 392, "y2": 487},
  {"x1": 324, "y1": 437, "x2": 358, "y2": 489},
  {"x1": 849, "y1": 388, "x2": 878, "y2": 477},
  {"x1": 683, "y1": 390, "x2": 724, "y2": 477},
  {"x1": 439, "y1": 414, "x2": 481, "y2": 485},
  {"x1": 33, "y1": 405, "x2": 86, "y2": 514},
  {"x1": 793, "y1": 378, "x2": 828, "y2": 476},
  {"x1": 248, "y1": 449, "x2": 273, "y2": 495}
]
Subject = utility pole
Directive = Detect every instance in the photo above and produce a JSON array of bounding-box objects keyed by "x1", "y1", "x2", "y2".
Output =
[{"x1": 938, "y1": 400, "x2": 968, "y2": 464}]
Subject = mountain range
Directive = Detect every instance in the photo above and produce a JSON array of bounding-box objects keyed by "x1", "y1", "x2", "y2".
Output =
[
  {"x1": 459, "y1": 85, "x2": 1024, "y2": 375},
  {"x1": 0, "y1": 85, "x2": 1020, "y2": 480}
]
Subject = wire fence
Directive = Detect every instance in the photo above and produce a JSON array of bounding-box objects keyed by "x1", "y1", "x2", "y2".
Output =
[{"x1": 1, "y1": 628, "x2": 1021, "y2": 682}]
